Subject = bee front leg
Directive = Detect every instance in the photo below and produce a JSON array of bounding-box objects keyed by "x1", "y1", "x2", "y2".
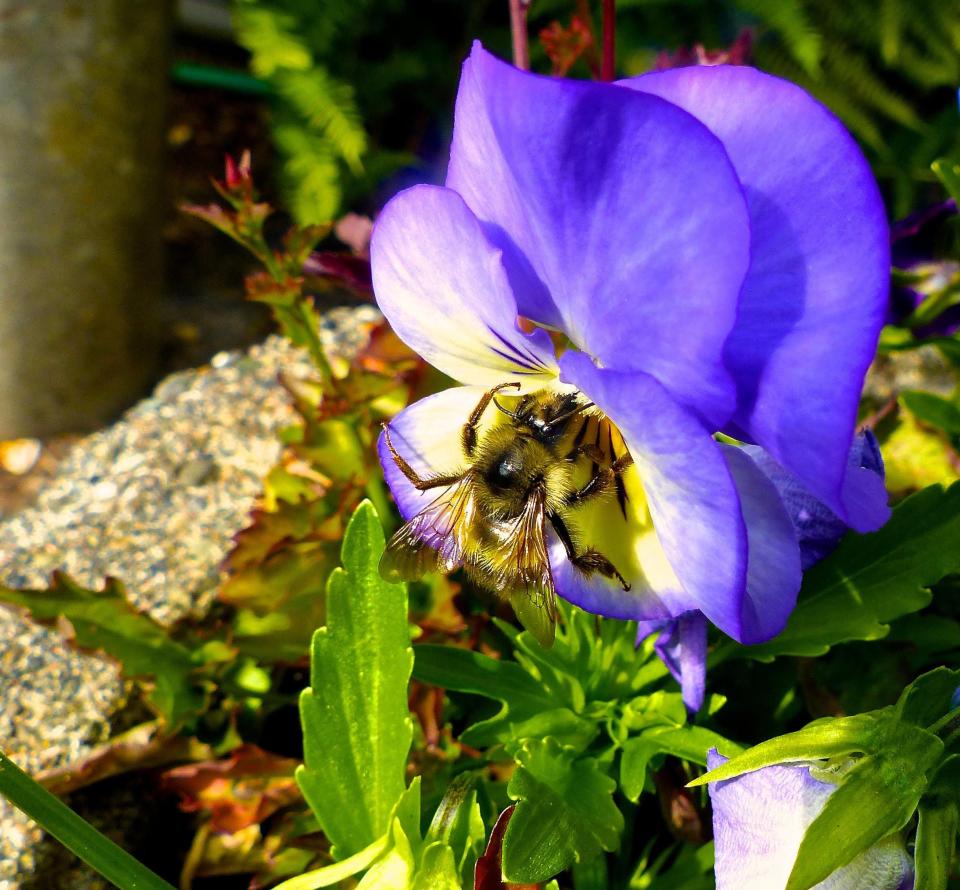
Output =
[
  {"x1": 461, "y1": 381, "x2": 521, "y2": 457},
  {"x1": 548, "y1": 512, "x2": 631, "y2": 591},
  {"x1": 382, "y1": 424, "x2": 463, "y2": 491}
]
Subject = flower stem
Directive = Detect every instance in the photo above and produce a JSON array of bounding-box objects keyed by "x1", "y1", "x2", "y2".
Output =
[
  {"x1": 509, "y1": 0, "x2": 531, "y2": 71},
  {"x1": 601, "y1": 0, "x2": 616, "y2": 81}
]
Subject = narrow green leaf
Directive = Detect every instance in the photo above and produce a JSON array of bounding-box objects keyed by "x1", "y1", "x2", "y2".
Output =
[
  {"x1": 412, "y1": 644, "x2": 548, "y2": 711},
  {"x1": 787, "y1": 735, "x2": 942, "y2": 890},
  {"x1": 915, "y1": 799, "x2": 958, "y2": 890},
  {"x1": 0, "y1": 574, "x2": 204, "y2": 724},
  {"x1": 297, "y1": 501, "x2": 414, "y2": 858},
  {"x1": 502, "y1": 738, "x2": 623, "y2": 883},
  {"x1": 412, "y1": 644, "x2": 561, "y2": 746},
  {"x1": 742, "y1": 483, "x2": 960, "y2": 659},
  {"x1": 0, "y1": 749, "x2": 175, "y2": 890},
  {"x1": 688, "y1": 714, "x2": 883, "y2": 787},
  {"x1": 423, "y1": 772, "x2": 485, "y2": 883}
]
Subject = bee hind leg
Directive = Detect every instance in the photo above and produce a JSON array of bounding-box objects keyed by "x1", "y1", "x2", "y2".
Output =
[
  {"x1": 548, "y1": 511, "x2": 631, "y2": 591},
  {"x1": 381, "y1": 423, "x2": 463, "y2": 491},
  {"x1": 565, "y1": 452, "x2": 634, "y2": 506}
]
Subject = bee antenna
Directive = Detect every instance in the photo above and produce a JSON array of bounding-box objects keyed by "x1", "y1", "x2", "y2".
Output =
[
  {"x1": 547, "y1": 401, "x2": 595, "y2": 429},
  {"x1": 492, "y1": 397, "x2": 521, "y2": 419}
]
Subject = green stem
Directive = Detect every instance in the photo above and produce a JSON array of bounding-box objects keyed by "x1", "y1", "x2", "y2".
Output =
[
  {"x1": 928, "y1": 704, "x2": 960, "y2": 737},
  {"x1": 0, "y1": 750, "x2": 176, "y2": 890},
  {"x1": 295, "y1": 301, "x2": 335, "y2": 388}
]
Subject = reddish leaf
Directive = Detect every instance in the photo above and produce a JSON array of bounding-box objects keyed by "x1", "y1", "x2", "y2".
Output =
[
  {"x1": 475, "y1": 807, "x2": 541, "y2": 890},
  {"x1": 653, "y1": 28, "x2": 753, "y2": 69},
  {"x1": 303, "y1": 251, "x2": 373, "y2": 296},
  {"x1": 539, "y1": 15, "x2": 596, "y2": 77},
  {"x1": 162, "y1": 744, "x2": 301, "y2": 834}
]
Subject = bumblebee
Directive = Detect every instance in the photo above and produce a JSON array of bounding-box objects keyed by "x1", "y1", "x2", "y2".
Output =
[{"x1": 379, "y1": 382, "x2": 633, "y2": 646}]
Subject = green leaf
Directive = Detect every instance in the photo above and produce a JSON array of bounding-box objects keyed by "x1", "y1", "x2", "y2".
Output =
[
  {"x1": 688, "y1": 713, "x2": 886, "y2": 787},
  {"x1": 502, "y1": 738, "x2": 624, "y2": 883},
  {"x1": 787, "y1": 730, "x2": 943, "y2": 890},
  {"x1": 895, "y1": 667, "x2": 960, "y2": 728},
  {"x1": 411, "y1": 644, "x2": 558, "y2": 746},
  {"x1": 915, "y1": 755, "x2": 960, "y2": 889},
  {"x1": 0, "y1": 573, "x2": 204, "y2": 725},
  {"x1": 297, "y1": 501, "x2": 414, "y2": 858},
  {"x1": 272, "y1": 836, "x2": 389, "y2": 890},
  {"x1": 410, "y1": 843, "x2": 459, "y2": 890},
  {"x1": 901, "y1": 391, "x2": 960, "y2": 436},
  {"x1": 0, "y1": 749, "x2": 176, "y2": 890},
  {"x1": 423, "y1": 773, "x2": 485, "y2": 886},
  {"x1": 621, "y1": 727, "x2": 742, "y2": 802},
  {"x1": 915, "y1": 798, "x2": 958, "y2": 890},
  {"x1": 741, "y1": 483, "x2": 960, "y2": 659}
]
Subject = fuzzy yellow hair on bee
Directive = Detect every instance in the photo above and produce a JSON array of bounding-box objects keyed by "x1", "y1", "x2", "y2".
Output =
[{"x1": 380, "y1": 382, "x2": 633, "y2": 647}]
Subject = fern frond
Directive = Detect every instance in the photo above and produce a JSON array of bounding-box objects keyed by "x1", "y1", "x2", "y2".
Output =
[
  {"x1": 232, "y1": 7, "x2": 312, "y2": 76},
  {"x1": 274, "y1": 68, "x2": 367, "y2": 173},
  {"x1": 736, "y1": 0, "x2": 822, "y2": 74},
  {"x1": 273, "y1": 123, "x2": 342, "y2": 225}
]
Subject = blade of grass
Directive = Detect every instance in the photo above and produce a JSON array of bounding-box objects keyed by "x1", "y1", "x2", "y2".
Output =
[{"x1": 0, "y1": 749, "x2": 175, "y2": 890}]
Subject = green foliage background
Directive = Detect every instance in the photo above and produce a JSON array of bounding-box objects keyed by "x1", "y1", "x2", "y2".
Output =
[{"x1": 235, "y1": 0, "x2": 960, "y2": 221}]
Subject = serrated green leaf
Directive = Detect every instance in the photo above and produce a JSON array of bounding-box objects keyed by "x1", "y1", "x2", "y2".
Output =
[
  {"x1": 688, "y1": 714, "x2": 885, "y2": 787},
  {"x1": 297, "y1": 501, "x2": 413, "y2": 858},
  {"x1": 741, "y1": 483, "x2": 960, "y2": 659},
  {"x1": 787, "y1": 731, "x2": 943, "y2": 890},
  {"x1": 502, "y1": 738, "x2": 623, "y2": 883},
  {"x1": 0, "y1": 573, "x2": 204, "y2": 725}
]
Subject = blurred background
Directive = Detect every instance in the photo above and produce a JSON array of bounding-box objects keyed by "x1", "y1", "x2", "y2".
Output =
[{"x1": 1, "y1": 0, "x2": 959, "y2": 486}]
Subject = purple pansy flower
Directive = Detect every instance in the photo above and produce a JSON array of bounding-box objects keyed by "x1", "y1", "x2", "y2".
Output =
[
  {"x1": 643, "y1": 431, "x2": 887, "y2": 714},
  {"x1": 707, "y1": 750, "x2": 914, "y2": 890},
  {"x1": 371, "y1": 45, "x2": 889, "y2": 647}
]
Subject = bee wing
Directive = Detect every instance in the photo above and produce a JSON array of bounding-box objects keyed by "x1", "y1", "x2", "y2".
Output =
[
  {"x1": 501, "y1": 490, "x2": 558, "y2": 648},
  {"x1": 379, "y1": 474, "x2": 476, "y2": 583}
]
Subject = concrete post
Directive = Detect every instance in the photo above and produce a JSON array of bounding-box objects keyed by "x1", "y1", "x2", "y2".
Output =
[{"x1": 0, "y1": 1, "x2": 171, "y2": 437}]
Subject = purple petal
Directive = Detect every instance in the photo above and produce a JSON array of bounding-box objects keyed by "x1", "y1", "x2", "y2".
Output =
[
  {"x1": 708, "y1": 752, "x2": 913, "y2": 890},
  {"x1": 637, "y1": 612, "x2": 708, "y2": 713},
  {"x1": 624, "y1": 66, "x2": 889, "y2": 521},
  {"x1": 559, "y1": 351, "x2": 748, "y2": 638},
  {"x1": 378, "y1": 385, "x2": 490, "y2": 522},
  {"x1": 722, "y1": 445, "x2": 802, "y2": 644},
  {"x1": 371, "y1": 184, "x2": 557, "y2": 389},
  {"x1": 447, "y1": 43, "x2": 752, "y2": 424},
  {"x1": 744, "y1": 431, "x2": 889, "y2": 569}
]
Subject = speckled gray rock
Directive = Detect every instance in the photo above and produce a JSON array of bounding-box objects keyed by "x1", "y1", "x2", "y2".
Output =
[{"x1": 0, "y1": 305, "x2": 380, "y2": 888}]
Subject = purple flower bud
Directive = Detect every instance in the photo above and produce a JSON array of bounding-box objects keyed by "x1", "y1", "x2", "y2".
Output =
[{"x1": 708, "y1": 750, "x2": 913, "y2": 890}]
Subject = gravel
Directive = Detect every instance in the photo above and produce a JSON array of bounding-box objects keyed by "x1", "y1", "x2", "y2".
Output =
[{"x1": 0, "y1": 305, "x2": 380, "y2": 888}]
